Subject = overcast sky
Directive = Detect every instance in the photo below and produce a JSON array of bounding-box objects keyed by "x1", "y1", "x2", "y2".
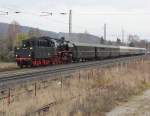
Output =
[{"x1": 0, "y1": 0, "x2": 150, "y2": 41}]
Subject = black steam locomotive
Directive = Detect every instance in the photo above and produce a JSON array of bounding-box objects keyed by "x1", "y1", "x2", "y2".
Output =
[{"x1": 15, "y1": 36, "x2": 146, "y2": 68}]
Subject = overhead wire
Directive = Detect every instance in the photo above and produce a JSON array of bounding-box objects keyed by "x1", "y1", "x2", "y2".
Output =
[
  {"x1": 0, "y1": 8, "x2": 149, "y2": 38},
  {"x1": 75, "y1": 12, "x2": 150, "y2": 16},
  {"x1": 1, "y1": 8, "x2": 150, "y2": 16}
]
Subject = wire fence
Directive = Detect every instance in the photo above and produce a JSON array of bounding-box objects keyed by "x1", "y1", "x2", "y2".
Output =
[{"x1": 0, "y1": 57, "x2": 146, "y2": 115}]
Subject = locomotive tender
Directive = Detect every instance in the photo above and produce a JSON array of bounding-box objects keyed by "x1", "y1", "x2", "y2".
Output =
[{"x1": 15, "y1": 36, "x2": 146, "y2": 68}]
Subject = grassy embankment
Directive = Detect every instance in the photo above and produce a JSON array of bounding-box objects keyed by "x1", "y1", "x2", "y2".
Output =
[
  {"x1": 0, "y1": 58, "x2": 150, "y2": 116},
  {"x1": 0, "y1": 62, "x2": 17, "y2": 72}
]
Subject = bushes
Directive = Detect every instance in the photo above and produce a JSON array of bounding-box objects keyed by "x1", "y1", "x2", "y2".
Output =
[
  {"x1": 0, "y1": 40, "x2": 15, "y2": 62},
  {"x1": 0, "y1": 51, "x2": 15, "y2": 62}
]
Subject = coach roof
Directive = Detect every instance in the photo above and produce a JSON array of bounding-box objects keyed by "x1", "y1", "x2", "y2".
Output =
[
  {"x1": 69, "y1": 42, "x2": 146, "y2": 50},
  {"x1": 71, "y1": 42, "x2": 119, "y2": 48}
]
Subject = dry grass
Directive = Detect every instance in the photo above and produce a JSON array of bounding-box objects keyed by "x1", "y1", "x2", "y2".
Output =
[
  {"x1": 0, "y1": 59, "x2": 150, "y2": 116},
  {"x1": 0, "y1": 62, "x2": 18, "y2": 71},
  {"x1": 68, "y1": 60, "x2": 150, "y2": 116}
]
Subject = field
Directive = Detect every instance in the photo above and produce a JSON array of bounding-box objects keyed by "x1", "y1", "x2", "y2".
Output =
[
  {"x1": 0, "y1": 58, "x2": 150, "y2": 116},
  {"x1": 0, "y1": 62, "x2": 18, "y2": 72}
]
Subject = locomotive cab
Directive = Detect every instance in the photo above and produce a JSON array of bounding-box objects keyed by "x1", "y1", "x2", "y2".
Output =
[
  {"x1": 15, "y1": 37, "x2": 56, "y2": 68},
  {"x1": 15, "y1": 39, "x2": 35, "y2": 68}
]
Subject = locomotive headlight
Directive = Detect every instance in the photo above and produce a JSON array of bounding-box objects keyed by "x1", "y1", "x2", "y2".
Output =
[
  {"x1": 30, "y1": 47, "x2": 33, "y2": 50},
  {"x1": 28, "y1": 54, "x2": 31, "y2": 57},
  {"x1": 16, "y1": 55, "x2": 18, "y2": 57},
  {"x1": 17, "y1": 47, "x2": 19, "y2": 50}
]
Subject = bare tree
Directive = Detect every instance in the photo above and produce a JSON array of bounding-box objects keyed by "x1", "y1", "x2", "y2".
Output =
[
  {"x1": 137, "y1": 40, "x2": 147, "y2": 48},
  {"x1": 100, "y1": 36, "x2": 105, "y2": 44},
  {"x1": 116, "y1": 38, "x2": 121, "y2": 45},
  {"x1": 7, "y1": 21, "x2": 21, "y2": 50},
  {"x1": 127, "y1": 34, "x2": 149, "y2": 48},
  {"x1": 28, "y1": 28, "x2": 41, "y2": 38},
  {"x1": 127, "y1": 34, "x2": 140, "y2": 47},
  {"x1": 0, "y1": 39, "x2": 11, "y2": 61},
  {"x1": 17, "y1": 33, "x2": 28, "y2": 46}
]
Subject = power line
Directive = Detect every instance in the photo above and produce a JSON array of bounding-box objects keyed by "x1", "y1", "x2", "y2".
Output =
[
  {"x1": 0, "y1": 11, "x2": 8, "y2": 15},
  {"x1": 0, "y1": 9, "x2": 149, "y2": 39},
  {"x1": 76, "y1": 12, "x2": 150, "y2": 16},
  {"x1": 1, "y1": 9, "x2": 150, "y2": 16}
]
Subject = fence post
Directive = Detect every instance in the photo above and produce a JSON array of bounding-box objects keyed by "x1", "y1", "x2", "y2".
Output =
[
  {"x1": 79, "y1": 71, "x2": 80, "y2": 82},
  {"x1": 61, "y1": 77, "x2": 63, "y2": 88},
  {"x1": 120, "y1": 62, "x2": 123, "y2": 71},
  {"x1": 117, "y1": 63, "x2": 118, "y2": 72},
  {"x1": 8, "y1": 88, "x2": 10, "y2": 105},
  {"x1": 92, "y1": 69, "x2": 94, "y2": 78},
  {"x1": 35, "y1": 82, "x2": 37, "y2": 96},
  {"x1": 88, "y1": 72, "x2": 89, "y2": 81}
]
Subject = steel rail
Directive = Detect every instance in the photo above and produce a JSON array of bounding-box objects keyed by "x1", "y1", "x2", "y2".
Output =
[{"x1": 0, "y1": 55, "x2": 146, "y2": 88}]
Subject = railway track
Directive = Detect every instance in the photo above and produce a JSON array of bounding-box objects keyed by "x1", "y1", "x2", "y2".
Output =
[{"x1": 0, "y1": 55, "x2": 146, "y2": 88}]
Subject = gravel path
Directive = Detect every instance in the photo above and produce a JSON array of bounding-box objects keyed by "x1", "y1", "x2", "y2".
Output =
[{"x1": 106, "y1": 89, "x2": 150, "y2": 116}]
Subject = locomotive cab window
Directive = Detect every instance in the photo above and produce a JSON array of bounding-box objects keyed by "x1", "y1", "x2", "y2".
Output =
[{"x1": 22, "y1": 40, "x2": 36, "y2": 47}]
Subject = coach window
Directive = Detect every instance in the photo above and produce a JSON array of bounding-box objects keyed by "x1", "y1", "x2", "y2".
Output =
[
  {"x1": 31, "y1": 41, "x2": 34, "y2": 47},
  {"x1": 43, "y1": 41, "x2": 45, "y2": 47},
  {"x1": 38, "y1": 41, "x2": 40, "y2": 47},
  {"x1": 41, "y1": 41, "x2": 43, "y2": 47},
  {"x1": 47, "y1": 41, "x2": 50, "y2": 47},
  {"x1": 44, "y1": 41, "x2": 47, "y2": 47},
  {"x1": 48, "y1": 41, "x2": 50, "y2": 47},
  {"x1": 43, "y1": 41, "x2": 46, "y2": 47},
  {"x1": 37, "y1": 41, "x2": 39, "y2": 47},
  {"x1": 44, "y1": 41, "x2": 46, "y2": 47},
  {"x1": 42, "y1": 41, "x2": 44, "y2": 47},
  {"x1": 25, "y1": 41, "x2": 30, "y2": 47},
  {"x1": 40, "y1": 41, "x2": 42, "y2": 47}
]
